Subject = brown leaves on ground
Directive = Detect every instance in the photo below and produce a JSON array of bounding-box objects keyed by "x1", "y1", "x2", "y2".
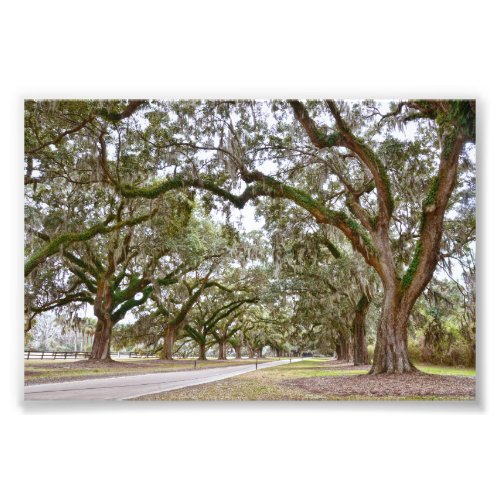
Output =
[
  {"x1": 323, "y1": 360, "x2": 372, "y2": 371},
  {"x1": 283, "y1": 372, "x2": 475, "y2": 398}
]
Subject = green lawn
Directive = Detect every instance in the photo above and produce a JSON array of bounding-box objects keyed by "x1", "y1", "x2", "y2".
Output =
[{"x1": 416, "y1": 364, "x2": 476, "y2": 377}]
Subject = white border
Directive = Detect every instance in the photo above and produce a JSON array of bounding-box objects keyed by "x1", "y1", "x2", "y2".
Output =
[{"x1": 3, "y1": 1, "x2": 498, "y2": 499}]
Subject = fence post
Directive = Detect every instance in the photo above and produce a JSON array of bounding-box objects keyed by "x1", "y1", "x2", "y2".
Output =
[
  {"x1": 27, "y1": 351, "x2": 30, "y2": 360},
  {"x1": 41, "y1": 351, "x2": 44, "y2": 360}
]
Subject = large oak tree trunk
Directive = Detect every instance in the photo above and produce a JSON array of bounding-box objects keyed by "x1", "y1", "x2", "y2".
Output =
[
  {"x1": 160, "y1": 324, "x2": 177, "y2": 360},
  {"x1": 90, "y1": 280, "x2": 113, "y2": 360},
  {"x1": 353, "y1": 294, "x2": 371, "y2": 365},
  {"x1": 218, "y1": 341, "x2": 227, "y2": 360},
  {"x1": 336, "y1": 334, "x2": 351, "y2": 361},
  {"x1": 198, "y1": 342, "x2": 207, "y2": 360},
  {"x1": 370, "y1": 289, "x2": 415, "y2": 374},
  {"x1": 234, "y1": 345, "x2": 242, "y2": 359},
  {"x1": 90, "y1": 319, "x2": 113, "y2": 360}
]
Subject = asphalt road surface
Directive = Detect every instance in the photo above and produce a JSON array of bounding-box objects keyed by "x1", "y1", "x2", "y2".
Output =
[{"x1": 25, "y1": 359, "x2": 301, "y2": 401}]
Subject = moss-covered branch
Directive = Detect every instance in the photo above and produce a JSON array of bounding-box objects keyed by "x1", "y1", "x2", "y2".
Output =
[
  {"x1": 63, "y1": 250, "x2": 100, "y2": 279},
  {"x1": 118, "y1": 175, "x2": 260, "y2": 209},
  {"x1": 288, "y1": 100, "x2": 343, "y2": 149},
  {"x1": 30, "y1": 292, "x2": 94, "y2": 314},
  {"x1": 26, "y1": 114, "x2": 97, "y2": 155},
  {"x1": 183, "y1": 324, "x2": 206, "y2": 344},
  {"x1": 117, "y1": 168, "x2": 381, "y2": 274},
  {"x1": 318, "y1": 237, "x2": 342, "y2": 259},
  {"x1": 111, "y1": 286, "x2": 154, "y2": 323},
  {"x1": 401, "y1": 124, "x2": 467, "y2": 306},
  {"x1": 204, "y1": 298, "x2": 258, "y2": 333},
  {"x1": 325, "y1": 100, "x2": 394, "y2": 221},
  {"x1": 25, "y1": 212, "x2": 154, "y2": 276}
]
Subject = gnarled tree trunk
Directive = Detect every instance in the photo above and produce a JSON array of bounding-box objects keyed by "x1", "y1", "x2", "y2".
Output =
[
  {"x1": 352, "y1": 294, "x2": 371, "y2": 365},
  {"x1": 198, "y1": 342, "x2": 207, "y2": 360},
  {"x1": 234, "y1": 345, "x2": 242, "y2": 359},
  {"x1": 370, "y1": 288, "x2": 415, "y2": 374},
  {"x1": 336, "y1": 333, "x2": 351, "y2": 362},
  {"x1": 90, "y1": 280, "x2": 113, "y2": 360},
  {"x1": 218, "y1": 341, "x2": 227, "y2": 360},
  {"x1": 160, "y1": 324, "x2": 178, "y2": 360}
]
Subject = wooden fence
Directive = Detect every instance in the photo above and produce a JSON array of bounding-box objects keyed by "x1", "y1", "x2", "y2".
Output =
[
  {"x1": 113, "y1": 352, "x2": 159, "y2": 359},
  {"x1": 24, "y1": 351, "x2": 90, "y2": 360},
  {"x1": 24, "y1": 351, "x2": 159, "y2": 360}
]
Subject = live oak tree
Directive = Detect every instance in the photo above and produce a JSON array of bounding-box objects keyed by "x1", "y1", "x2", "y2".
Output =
[
  {"x1": 184, "y1": 289, "x2": 258, "y2": 360},
  {"x1": 115, "y1": 99, "x2": 474, "y2": 373},
  {"x1": 25, "y1": 99, "x2": 152, "y2": 357},
  {"x1": 285, "y1": 100, "x2": 475, "y2": 372},
  {"x1": 26, "y1": 191, "x2": 200, "y2": 359},
  {"x1": 24, "y1": 99, "x2": 210, "y2": 360},
  {"x1": 211, "y1": 314, "x2": 244, "y2": 360},
  {"x1": 154, "y1": 274, "x2": 216, "y2": 360},
  {"x1": 143, "y1": 222, "x2": 265, "y2": 359},
  {"x1": 25, "y1": 99, "x2": 475, "y2": 373},
  {"x1": 261, "y1": 198, "x2": 376, "y2": 364},
  {"x1": 153, "y1": 266, "x2": 234, "y2": 360}
]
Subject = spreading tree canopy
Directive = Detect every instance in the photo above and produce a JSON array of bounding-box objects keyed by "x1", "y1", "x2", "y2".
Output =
[{"x1": 24, "y1": 99, "x2": 475, "y2": 371}]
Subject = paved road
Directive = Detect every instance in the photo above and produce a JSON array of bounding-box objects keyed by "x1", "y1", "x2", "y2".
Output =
[{"x1": 25, "y1": 359, "x2": 301, "y2": 401}]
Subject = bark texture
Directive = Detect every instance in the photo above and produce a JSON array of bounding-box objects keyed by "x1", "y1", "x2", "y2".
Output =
[
  {"x1": 336, "y1": 333, "x2": 351, "y2": 362},
  {"x1": 217, "y1": 341, "x2": 227, "y2": 360},
  {"x1": 90, "y1": 280, "x2": 113, "y2": 360},
  {"x1": 234, "y1": 345, "x2": 242, "y2": 359},
  {"x1": 352, "y1": 294, "x2": 371, "y2": 365},
  {"x1": 370, "y1": 290, "x2": 414, "y2": 374},
  {"x1": 198, "y1": 343, "x2": 207, "y2": 360},
  {"x1": 160, "y1": 324, "x2": 178, "y2": 360}
]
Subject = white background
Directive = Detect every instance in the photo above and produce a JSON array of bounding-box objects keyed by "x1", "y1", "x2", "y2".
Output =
[{"x1": 2, "y1": 1, "x2": 497, "y2": 499}]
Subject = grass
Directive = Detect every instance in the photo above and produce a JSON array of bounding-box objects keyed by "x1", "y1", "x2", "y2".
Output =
[
  {"x1": 135, "y1": 371, "x2": 324, "y2": 401},
  {"x1": 133, "y1": 359, "x2": 476, "y2": 401},
  {"x1": 25, "y1": 357, "x2": 476, "y2": 400},
  {"x1": 24, "y1": 357, "x2": 278, "y2": 384},
  {"x1": 416, "y1": 364, "x2": 476, "y2": 377}
]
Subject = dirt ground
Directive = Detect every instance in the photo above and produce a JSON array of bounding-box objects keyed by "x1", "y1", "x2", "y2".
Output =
[
  {"x1": 134, "y1": 359, "x2": 476, "y2": 400},
  {"x1": 283, "y1": 372, "x2": 475, "y2": 398}
]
